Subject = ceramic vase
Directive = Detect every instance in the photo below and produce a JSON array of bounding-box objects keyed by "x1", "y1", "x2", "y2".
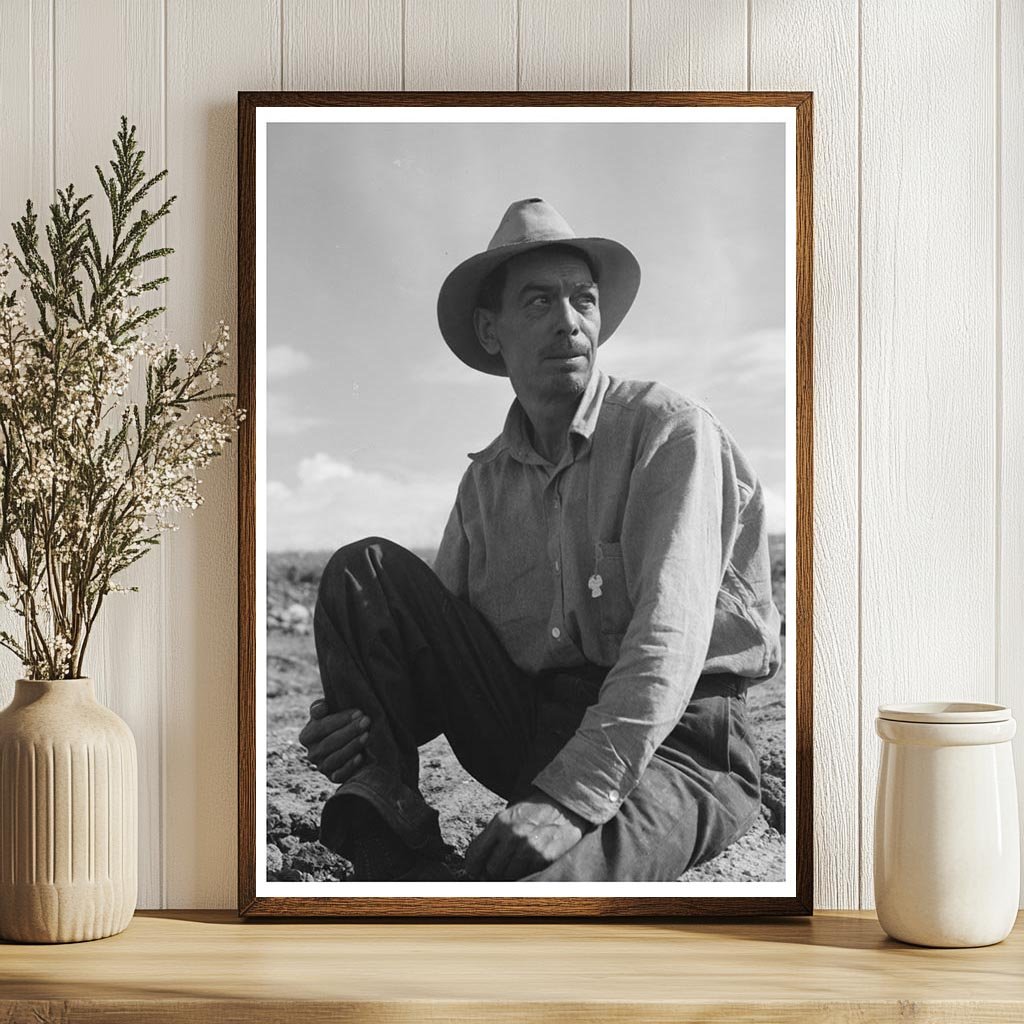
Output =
[
  {"x1": 0, "y1": 678, "x2": 137, "y2": 943},
  {"x1": 874, "y1": 702, "x2": 1019, "y2": 948}
]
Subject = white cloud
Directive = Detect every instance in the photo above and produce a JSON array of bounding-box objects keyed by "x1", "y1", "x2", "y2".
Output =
[
  {"x1": 268, "y1": 393, "x2": 323, "y2": 436},
  {"x1": 268, "y1": 453, "x2": 458, "y2": 552},
  {"x1": 297, "y1": 452, "x2": 355, "y2": 485},
  {"x1": 267, "y1": 480, "x2": 292, "y2": 502},
  {"x1": 598, "y1": 327, "x2": 784, "y2": 401},
  {"x1": 268, "y1": 345, "x2": 312, "y2": 380},
  {"x1": 266, "y1": 345, "x2": 323, "y2": 436}
]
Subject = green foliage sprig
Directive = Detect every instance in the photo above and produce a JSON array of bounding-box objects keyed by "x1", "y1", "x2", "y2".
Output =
[{"x1": 0, "y1": 117, "x2": 243, "y2": 679}]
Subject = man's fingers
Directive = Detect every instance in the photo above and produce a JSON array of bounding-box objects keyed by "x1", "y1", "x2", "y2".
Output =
[
  {"x1": 297, "y1": 700, "x2": 330, "y2": 746},
  {"x1": 307, "y1": 717, "x2": 369, "y2": 767},
  {"x1": 328, "y1": 754, "x2": 363, "y2": 785},
  {"x1": 319, "y1": 735, "x2": 368, "y2": 777},
  {"x1": 299, "y1": 707, "x2": 337, "y2": 748},
  {"x1": 299, "y1": 709, "x2": 366, "y2": 751}
]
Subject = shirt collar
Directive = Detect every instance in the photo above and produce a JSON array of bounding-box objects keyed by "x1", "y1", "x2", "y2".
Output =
[{"x1": 469, "y1": 368, "x2": 609, "y2": 466}]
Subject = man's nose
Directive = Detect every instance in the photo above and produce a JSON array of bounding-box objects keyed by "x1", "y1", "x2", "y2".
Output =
[{"x1": 554, "y1": 297, "x2": 580, "y2": 334}]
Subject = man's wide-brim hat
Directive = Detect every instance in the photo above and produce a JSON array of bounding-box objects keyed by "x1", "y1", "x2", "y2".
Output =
[{"x1": 437, "y1": 198, "x2": 641, "y2": 376}]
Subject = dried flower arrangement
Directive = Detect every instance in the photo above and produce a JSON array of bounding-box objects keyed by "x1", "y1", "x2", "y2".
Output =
[{"x1": 0, "y1": 118, "x2": 242, "y2": 679}]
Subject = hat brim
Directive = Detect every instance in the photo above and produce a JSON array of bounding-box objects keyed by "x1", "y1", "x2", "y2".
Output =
[{"x1": 436, "y1": 237, "x2": 641, "y2": 376}]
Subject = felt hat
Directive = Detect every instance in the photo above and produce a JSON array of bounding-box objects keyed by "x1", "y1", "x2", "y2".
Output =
[{"x1": 436, "y1": 198, "x2": 641, "y2": 376}]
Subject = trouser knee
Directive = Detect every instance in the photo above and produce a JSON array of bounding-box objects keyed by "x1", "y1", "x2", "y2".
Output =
[
  {"x1": 319, "y1": 536, "x2": 398, "y2": 580},
  {"x1": 316, "y1": 536, "x2": 425, "y2": 602}
]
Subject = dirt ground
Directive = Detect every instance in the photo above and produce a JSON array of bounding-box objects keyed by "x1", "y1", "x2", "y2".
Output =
[{"x1": 265, "y1": 540, "x2": 787, "y2": 883}]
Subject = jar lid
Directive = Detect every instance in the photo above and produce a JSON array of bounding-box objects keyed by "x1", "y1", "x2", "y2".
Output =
[{"x1": 877, "y1": 701, "x2": 1011, "y2": 724}]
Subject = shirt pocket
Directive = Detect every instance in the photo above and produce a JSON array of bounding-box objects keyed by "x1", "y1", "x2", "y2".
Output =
[{"x1": 593, "y1": 542, "x2": 631, "y2": 637}]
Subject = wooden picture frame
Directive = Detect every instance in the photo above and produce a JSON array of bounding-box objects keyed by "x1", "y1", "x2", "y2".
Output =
[{"x1": 238, "y1": 91, "x2": 813, "y2": 917}]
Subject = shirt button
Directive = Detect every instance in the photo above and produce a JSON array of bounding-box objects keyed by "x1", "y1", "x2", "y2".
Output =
[
  {"x1": 607, "y1": 790, "x2": 619, "y2": 802},
  {"x1": 554, "y1": 560, "x2": 560, "y2": 574},
  {"x1": 551, "y1": 627, "x2": 561, "y2": 639}
]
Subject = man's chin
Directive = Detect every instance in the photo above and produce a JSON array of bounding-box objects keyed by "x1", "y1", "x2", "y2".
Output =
[
  {"x1": 542, "y1": 361, "x2": 591, "y2": 396},
  {"x1": 542, "y1": 374, "x2": 588, "y2": 401}
]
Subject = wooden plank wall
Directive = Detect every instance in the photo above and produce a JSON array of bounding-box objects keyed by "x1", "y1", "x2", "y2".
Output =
[
  {"x1": 1005, "y1": 0, "x2": 1024, "y2": 912},
  {"x1": 0, "y1": 0, "x2": 1016, "y2": 911}
]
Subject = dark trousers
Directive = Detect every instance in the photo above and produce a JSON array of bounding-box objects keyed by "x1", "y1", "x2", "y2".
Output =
[{"x1": 313, "y1": 538, "x2": 763, "y2": 882}]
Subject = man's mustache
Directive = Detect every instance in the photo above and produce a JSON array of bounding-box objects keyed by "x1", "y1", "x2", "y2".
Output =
[{"x1": 541, "y1": 346, "x2": 590, "y2": 359}]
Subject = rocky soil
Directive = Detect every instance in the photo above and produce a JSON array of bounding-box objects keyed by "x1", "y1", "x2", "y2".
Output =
[{"x1": 266, "y1": 540, "x2": 787, "y2": 883}]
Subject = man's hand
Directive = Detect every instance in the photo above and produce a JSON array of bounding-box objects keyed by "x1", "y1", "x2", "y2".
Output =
[
  {"x1": 298, "y1": 699, "x2": 371, "y2": 784},
  {"x1": 464, "y1": 789, "x2": 590, "y2": 880}
]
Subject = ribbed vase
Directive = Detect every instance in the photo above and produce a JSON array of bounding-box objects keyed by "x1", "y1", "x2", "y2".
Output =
[{"x1": 0, "y1": 678, "x2": 137, "y2": 943}]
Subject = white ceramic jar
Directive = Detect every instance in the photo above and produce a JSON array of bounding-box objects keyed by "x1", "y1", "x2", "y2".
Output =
[{"x1": 874, "y1": 702, "x2": 1019, "y2": 947}]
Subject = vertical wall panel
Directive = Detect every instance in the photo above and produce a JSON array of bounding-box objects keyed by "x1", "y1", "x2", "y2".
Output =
[
  {"x1": 631, "y1": 0, "x2": 746, "y2": 90},
  {"x1": 1000, "y1": 0, "x2": 1024, "y2": 902},
  {"x1": 283, "y1": 0, "x2": 402, "y2": 90},
  {"x1": 0, "y1": 0, "x2": 53, "y2": 697},
  {"x1": 860, "y1": 0, "x2": 997, "y2": 908},
  {"x1": 164, "y1": 0, "x2": 280, "y2": 908},
  {"x1": 751, "y1": 1, "x2": 860, "y2": 910},
  {"x1": 0, "y1": 0, "x2": 51, "y2": 233},
  {"x1": 52, "y1": 0, "x2": 166, "y2": 909},
  {"x1": 519, "y1": 0, "x2": 629, "y2": 90},
  {"x1": 404, "y1": 0, "x2": 516, "y2": 90}
]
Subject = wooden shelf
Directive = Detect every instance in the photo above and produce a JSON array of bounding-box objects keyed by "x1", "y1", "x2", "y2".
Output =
[{"x1": 2, "y1": 910, "x2": 1022, "y2": 1022}]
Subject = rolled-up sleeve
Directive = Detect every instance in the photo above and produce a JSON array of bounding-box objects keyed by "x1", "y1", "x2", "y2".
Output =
[{"x1": 532, "y1": 410, "x2": 740, "y2": 824}]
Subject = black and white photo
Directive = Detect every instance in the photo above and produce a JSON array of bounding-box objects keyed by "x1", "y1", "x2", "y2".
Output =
[{"x1": 241, "y1": 95, "x2": 811, "y2": 915}]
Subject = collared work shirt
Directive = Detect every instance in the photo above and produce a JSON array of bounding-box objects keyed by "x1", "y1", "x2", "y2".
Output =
[{"x1": 433, "y1": 369, "x2": 782, "y2": 824}]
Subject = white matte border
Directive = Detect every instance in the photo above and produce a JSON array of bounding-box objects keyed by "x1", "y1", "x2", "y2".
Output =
[{"x1": 254, "y1": 104, "x2": 799, "y2": 900}]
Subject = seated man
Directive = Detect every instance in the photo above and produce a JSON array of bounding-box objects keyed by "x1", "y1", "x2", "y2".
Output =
[{"x1": 299, "y1": 198, "x2": 782, "y2": 882}]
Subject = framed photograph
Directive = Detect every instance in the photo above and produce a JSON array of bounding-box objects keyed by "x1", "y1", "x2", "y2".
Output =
[{"x1": 238, "y1": 91, "x2": 813, "y2": 917}]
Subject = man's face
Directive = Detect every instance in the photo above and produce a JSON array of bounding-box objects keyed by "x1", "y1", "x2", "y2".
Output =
[{"x1": 474, "y1": 248, "x2": 601, "y2": 404}]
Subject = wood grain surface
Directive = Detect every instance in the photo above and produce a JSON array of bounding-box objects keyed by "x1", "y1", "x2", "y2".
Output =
[
  {"x1": 518, "y1": 0, "x2": 629, "y2": 90},
  {"x1": 404, "y1": 0, "x2": 517, "y2": 91},
  {"x1": 283, "y1": 0, "x2": 402, "y2": 91},
  {"x1": 630, "y1": 0, "x2": 747, "y2": 91},
  {"x1": 1, "y1": 910, "x2": 1023, "y2": 1022}
]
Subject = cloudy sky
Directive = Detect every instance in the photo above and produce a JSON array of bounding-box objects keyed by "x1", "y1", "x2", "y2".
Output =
[{"x1": 266, "y1": 118, "x2": 786, "y2": 552}]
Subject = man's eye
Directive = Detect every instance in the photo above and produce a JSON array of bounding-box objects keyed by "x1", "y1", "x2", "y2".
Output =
[
  {"x1": 528, "y1": 295, "x2": 550, "y2": 307},
  {"x1": 575, "y1": 293, "x2": 596, "y2": 308}
]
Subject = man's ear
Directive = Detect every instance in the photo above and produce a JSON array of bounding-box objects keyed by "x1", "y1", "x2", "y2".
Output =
[{"x1": 473, "y1": 307, "x2": 501, "y2": 357}]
